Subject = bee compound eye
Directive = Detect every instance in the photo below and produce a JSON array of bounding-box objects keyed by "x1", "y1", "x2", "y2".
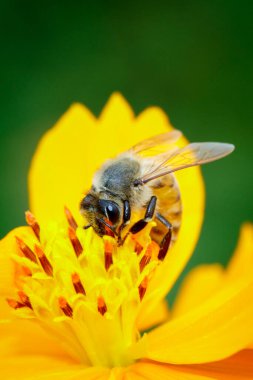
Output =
[
  {"x1": 106, "y1": 203, "x2": 120, "y2": 224},
  {"x1": 98, "y1": 200, "x2": 120, "y2": 224}
]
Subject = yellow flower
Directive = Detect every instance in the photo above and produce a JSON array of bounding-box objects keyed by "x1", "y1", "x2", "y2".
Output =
[{"x1": 1, "y1": 93, "x2": 253, "y2": 379}]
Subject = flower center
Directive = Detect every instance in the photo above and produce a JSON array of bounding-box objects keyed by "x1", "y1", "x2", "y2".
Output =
[{"x1": 7, "y1": 208, "x2": 166, "y2": 367}]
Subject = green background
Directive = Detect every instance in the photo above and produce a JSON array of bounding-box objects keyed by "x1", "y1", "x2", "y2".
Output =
[{"x1": 1, "y1": 0, "x2": 252, "y2": 297}]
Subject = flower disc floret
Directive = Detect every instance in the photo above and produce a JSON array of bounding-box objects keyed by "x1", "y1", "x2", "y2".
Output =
[{"x1": 8, "y1": 209, "x2": 162, "y2": 367}]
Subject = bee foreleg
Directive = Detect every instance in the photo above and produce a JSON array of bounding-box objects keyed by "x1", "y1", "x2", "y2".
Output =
[
  {"x1": 155, "y1": 213, "x2": 172, "y2": 260},
  {"x1": 118, "y1": 200, "x2": 131, "y2": 243},
  {"x1": 129, "y1": 196, "x2": 157, "y2": 234}
]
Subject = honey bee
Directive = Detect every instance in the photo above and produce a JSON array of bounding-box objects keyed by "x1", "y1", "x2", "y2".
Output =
[{"x1": 80, "y1": 131, "x2": 234, "y2": 258}]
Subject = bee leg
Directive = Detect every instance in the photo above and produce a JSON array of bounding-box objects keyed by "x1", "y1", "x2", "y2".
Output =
[
  {"x1": 118, "y1": 200, "x2": 131, "y2": 244},
  {"x1": 119, "y1": 196, "x2": 157, "y2": 246},
  {"x1": 155, "y1": 213, "x2": 172, "y2": 260},
  {"x1": 129, "y1": 196, "x2": 157, "y2": 234}
]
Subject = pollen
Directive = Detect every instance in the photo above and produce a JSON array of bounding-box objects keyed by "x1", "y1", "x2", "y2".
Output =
[
  {"x1": 68, "y1": 226, "x2": 83, "y2": 257},
  {"x1": 17, "y1": 290, "x2": 32, "y2": 308},
  {"x1": 138, "y1": 276, "x2": 149, "y2": 300},
  {"x1": 15, "y1": 236, "x2": 37, "y2": 263},
  {"x1": 34, "y1": 244, "x2": 53, "y2": 276},
  {"x1": 134, "y1": 239, "x2": 143, "y2": 255},
  {"x1": 64, "y1": 206, "x2": 78, "y2": 230},
  {"x1": 139, "y1": 243, "x2": 153, "y2": 272},
  {"x1": 72, "y1": 273, "x2": 86, "y2": 295},
  {"x1": 104, "y1": 239, "x2": 114, "y2": 271},
  {"x1": 25, "y1": 211, "x2": 40, "y2": 240},
  {"x1": 7, "y1": 291, "x2": 32, "y2": 310},
  {"x1": 6, "y1": 298, "x2": 23, "y2": 310},
  {"x1": 97, "y1": 296, "x2": 107, "y2": 316},
  {"x1": 104, "y1": 218, "x2": 115, "y2": 237},
  {"x1": 59, "y1": 296, "x2": 73, "y2": 317},
  {"x1": 7, "y1": 208, "x2": 167, "y2": 367},
  {"x1": 21, "y1": 266, "x2": 32, "y2": 277}
]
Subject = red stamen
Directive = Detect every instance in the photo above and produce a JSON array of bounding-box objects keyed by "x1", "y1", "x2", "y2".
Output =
[
  {"x1": 139, "y1": 242, "x2": 158, "y2": 272},
  {"x1": 25, "y1": 211, "x2": 40, "y2": 240},
  {"x1": 138, "y1": 276, "x2": 148, "y2": 301},
  {"x1": 22, "y1": 266, "x2": 32, "y2": 277},
  {"x1": 15, "y1": 236, "x2": 37, "y2": 263},
  {"x1": 64, "y1": 206, "x2": 78, "y2": 230},
  {"x1": 139, "y1": 253, "x2": 151, "y2": 273},
  {"x1": 97, "y1": 296, "x2": 107, "y2": 316},
  {"x1": 134, "y1": 239, "x2": 143, "y2": 255},
  {"x1": 6, "y1": 293, "x2": 32, "y2": 310},
  {"x1": 104, "y1": 240, "x2": 113, "y2": 271},
  {"x1": 18, "y1": 290, "x2": 32, "y2": 309},
  {"x1": 68, "y1": 227, "x2": 83, "y2": 257},
  {"x1": 34, "y1": 245, "x2": 53, "y2": 276},
  {"x1": 104, "y1": 219, "x2": 115, "y2": 238},
  {"x1": 72, "y1": 273, "x2": 86, "y2": 295},
  {"x1": 6, "y1": 298, "x2": 23, "y2": 309},
  {"x1": 58, "y1": 297, "x2": 73, "y2": 317}
]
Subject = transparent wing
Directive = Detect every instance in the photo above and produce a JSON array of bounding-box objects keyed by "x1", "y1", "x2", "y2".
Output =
[
  {"x1": 129, "y1": 130, "x2": 182, "y2": 155},
  {"x1": 138, "y1": 142, "x2": 235, "y2": 184}
]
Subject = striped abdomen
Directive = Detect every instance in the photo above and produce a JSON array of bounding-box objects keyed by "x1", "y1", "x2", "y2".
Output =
[{"x1": 151, "y1": 173, "x2": 182, "y2": 245}]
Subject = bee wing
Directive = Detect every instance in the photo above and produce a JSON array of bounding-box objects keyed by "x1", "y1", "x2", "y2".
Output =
[
  {"x1": 137, "y1": 142, "x2": 235, "y2": 184},
  {"x1": 129, "y1": 130, "x2": 182, "y2": 155}
]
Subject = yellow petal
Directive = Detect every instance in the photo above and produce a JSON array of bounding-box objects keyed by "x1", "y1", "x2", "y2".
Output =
[
  {"x1": 29, "y1": 93, "x2": 204, "y2": 321},
  {"x1": 107, "y1": 368, "x2": 124, "y2": 380},
  {"x1": 127, "y1": 350, "x2": 253, "y2": 379},
  {"x1": 0, "y1": 356, "x2": 78, "y2": 380},
  {"x1": 124, "y1": 373, "x2": 144, "y2": 380},
  {"x1": 181, "y1": 350, "x2": 253, "y2": 379},
  {"x1": 0, "y1": 354, "x2": 108, "y2": 380},
  {"x1": 0, "y1": 320, "x2": 81, "y2": 380},
  {"x1": 0, "y1": 320, "x2": 109, "y2": 379},
  {"x1": 0, "y1": 319, "x2": 68, "y2": 358},
  {"x1": 227, "y1": 223, "x2": 253, "y2": 279},
  {"x1": 131, "y1": 106, "x2": 171, "y2": 141},
  {"x1": 137, "y1": 300, "x2": 170, "y2": 331},
  {"x1": 127, "y1": 360, "x2": 211, "y2": 379},
  {"x1": 171, "y1": 223, "x2": 253, "y2": 319},
  {"x1": 172, "y1": 264, "x2": 224, "y2": 318},
  {"x1": 29, "y1": 102, "x2": 97, "y2": 224},
  {"x1": 131, "y1": 275, "x2": 253, "y2": 364},
  {"x1": 0, "y1": 226, "x2": 32, "y2": 319},
  {"x1": 28, "y1": 94, "x2": 171, "y2": 224},
  {"x1": 99, "y1": 92, "x2": 134, "y2": 126}
]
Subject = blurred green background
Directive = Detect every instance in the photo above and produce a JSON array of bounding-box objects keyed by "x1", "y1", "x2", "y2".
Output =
[{"x1": 1, "y1": 0, "x2": 252, "y2": 298}]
